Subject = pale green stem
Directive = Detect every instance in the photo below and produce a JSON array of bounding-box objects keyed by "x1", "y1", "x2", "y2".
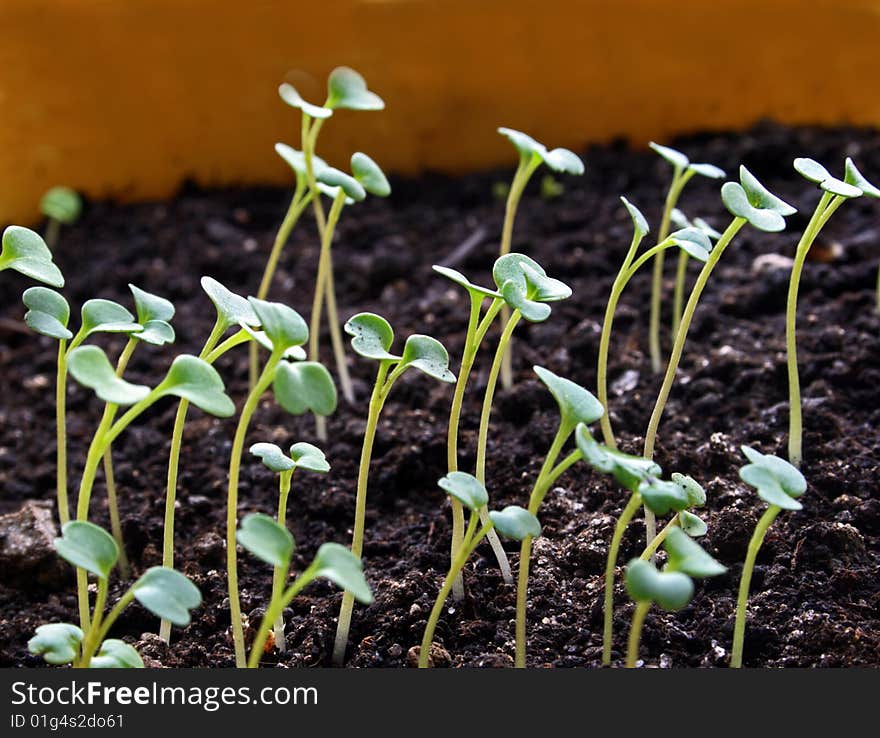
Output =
[
  {"x1": 640, "y1": 514, "x2": 679, "y2": 561},
  {"x1": 75, "y1": 576, "x2": 108, "y2": 668},
  {"x1": 55, "y1": 339, "x2": 70, "y2": 525},
  {"x1": 626, "y1": 600, "x2": 651, "y2": 668},
  {"x1": 786, "y1": 192, "x2": 840, "y2": 468},
  {"x1": 323, "y1": 254, "x2": 354, "y2": 405},
  {"x1": 44, "y1": 218, "x2": 61, "y2": 250},
  {"x1": 272, "y1": 470, "x2": 294, "y2": 652},
  {"x1": 731, "y1": 505, "x2": 780, "y2": 668},
  {"x1": 603, "y1": 493, "x2": 643, "y2": 666},
  {"x1": 672, "y1": 249, "x2": 688, "y2": 336}
]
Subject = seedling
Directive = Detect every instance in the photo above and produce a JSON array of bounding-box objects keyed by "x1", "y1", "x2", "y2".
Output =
[
  {"x1": 639, "y1": 472, "x2": 708, "y2": 560},
  {"x1": 731, "y1": 445, "x2": 806, "y2": 667},
  {"x1": 28, "y1": 521, "x2": 200, "y2": 668},
  {"x1": 277, "y1": 67, "x2": 385, "y2": 410},
  {"x1": 595, "y1": 197, "x2": 715, "y2": 447},
  {"x1": 496, "y1": 128, "x2": 584, "y2": 388},
  {"x1": 624, "y1": 527, "x2": 725, "y2": 667},
  {"x1": 40, "y1": 186, "x2": 82, "y2": 248},
  {"x1": 669, "y1": 208, "x2": 723, "y2": 335},
  {"x1": 250, "y1": 441, "x2": 330, "y2": 651},
  {"x1": 236, "y1": 514, "x2": 371, "y2": 668},
  {"x1": 645, "y1": 143, "x2": 725, "y2": 374},
  {"x1": 225, "y1": 298, "x2": 336, "y2": 667},
  {"x1": 66, "y1": 345, "x2": 234, "y2": 631},
  {"x1": 332, "y1": 312, "x2": 455, "y2": 666},
  {"x1": 514, "y1": 367, "x2": 603, "y2": 667},
  {"x1": 787, "y1": 157, "x2": 877, "y2": 466},
  {"x1": 0, "y1": 225, "x2": 64, "y2": 288},
  {"x1": 418, "y1": 472, "x2": 539, "y2": 668}
]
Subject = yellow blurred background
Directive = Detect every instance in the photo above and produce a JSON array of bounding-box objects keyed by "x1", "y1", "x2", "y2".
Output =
[{"x1": 1, "y1": 0, "x2": 878, "y2": 222}]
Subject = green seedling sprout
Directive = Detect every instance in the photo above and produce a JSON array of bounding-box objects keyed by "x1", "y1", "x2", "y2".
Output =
[
  {"x1": 645, "y1": 143, "x2": 725, "y2": 375},
  {"x1": 595, "y1": 197, "x2": 715, "y2": 448},
  {"x1": 332, "y1": 312, "x2": 455, "y2": 666},
  {"x1": 731, "y1": 445, "x2": 806, "y2": 667},
  {"x1": 496, "y1": 128, "x2": 584, "y2": 389},
  {"x1": 514, "y1": 367, "x2": 603, "y2": 667},
  {"x1": 639, "y1": 472, "x2": 708, "y2": 560},
  {"x1": 624, "y1": 527, "x2": 725, "y2": 667},
  {"x1": 236, "y1": 513, "x2": 371, "y2": 668},
  {"x1": 66, "y1": 345, "x2": 234, "y2": 632},
  {"x1": 0, "y1": 225, "x2": 64, "y2": 288},
  {"x1": 226, "y1": 298, "x2": 336, "y2": 668},
  {"x1": 40, "y1": 186, "x2": 82, "y2": 248},
  {"x1": 28, "y1": 521, "x2": 200, "y2": 668},
  {"x1": 276, "y1": 67, "x2": 385, "y2": 411},
  {"x1": 419, "y1": 472, "x2": 539, "y2": 668},
  {"x1": 786, "y1": 157, "x2": 877, "y2": 467},
  {"x1": 249, "y1": 441, "x2": 330, "y2": 651},
  {"x1": 641, "y1": 166, "x2": 796, "y2": 547}
]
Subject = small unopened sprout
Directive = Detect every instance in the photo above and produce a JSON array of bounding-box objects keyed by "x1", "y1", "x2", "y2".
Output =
[
  {"x1": 515, "y1": 367, "x2": 603, "y2": 668},
  {"x1": 624, "y1": 527, "x2": 725, "y2": 667},
  {"x1": 418, "y1": 472, "x2": 539, "y2": 668},
  {"x1": 237, "y1": 513, "x2": 372, "y2": 668},
  {"x1": 787, "y1": 157, "x2": 877, "y2": 467},
  {"x1": 250, "y1": 441, "x2": 329, "y2": 651},
  {"x1": 332, "y1": 312, "x2": 455, "y2": 666},
  {"x1": 0, "y1": 225, "x2": 64, "y2": 287},
  {"x1": 40, "y1": 186, "x2": 82, "y2": 248},
  {"x1": 731, "y1": 446, "x2": 806, "y2": 667},
  {"x1": 28, "y1": 521, "x2": 200, "y2": 668},
  {"x1": 646, "y1": 143, "x2": 725, "y2": 374},
  {"x1": 496, "y1": 127, "x2": 584, "y2": 388}
]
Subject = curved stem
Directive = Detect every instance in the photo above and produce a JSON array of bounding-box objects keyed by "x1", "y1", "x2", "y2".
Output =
[
  {"x1": 626, "y1": 600, "x2": 651, "y2": 668},
  {"x1": 44, "y1": 218, "x2": 61, "y2": 250},
  {"x1": 55, "y1": 339, "x2": 70, "y2": 525},
  {"x1": 640, "y1": 514, "x2": 679, "y2": 561},
  {"x1": 324, "y1": 257, "x2": 354, "y2": 404},
  {"x1": 731, "y1": 505, "x2": 780, "y2": 668},
  {"x1": 76, "y1": 577, "x2": 109, "y2": 668},
  {"x1": 272, "y1": 471, "x2": 294, "y2": 652},
  {"x1": 602, "y1": 493, "x2": 643, "y2": 666},
  {"x1": 672, "y1": 249, "x2": 689, "y2": 336},
  {"x1": 89, "y1": 589, "x2": 135, "y2": 661}
]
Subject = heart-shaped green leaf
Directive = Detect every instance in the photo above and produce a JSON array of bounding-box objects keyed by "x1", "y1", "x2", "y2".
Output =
[
  {"x1": 132, "y1": 567, "x2": 202, "y2": 627},
  {"x1": 40, "y1": 187, "x2": 82, "y2": 224},
  {"x1": 317, "y1": 167, "x2": 366, "y2": 202},
  {"x1": 739, "y1": 166, "x2": 797, "y2": 216},
  {"x1": 432, "y1": 266, "x2": 502, "y2": 299},
  {"x1": 67, "y1": 346, "x2": 151, "y2": 405},
  {"x1": 310, "y1": 543, "x2": 373, "y2": 604},
  {"x1": 249, "y1": 298, "x2": 308, "y2": 352},
  {"x1": 575, "y1": 424, "x2": 660, "y2": 492},
  {"x1": 721, "y1": 182, "x2": 786, "y2": 232},
  {"x1": 844, "y1": 158, "x2": 880, "y2": 198},
  {"x1": 28, "y1": 623, "x2": 84, "y2": 665},
  {"x1": 23, "y1": 286, "x2": 72, "y2": 340},
  {"x1": 275, "y1": 142, "x2": 329, "y2": 180},
  {"x1": 326, "y1": 67, "x2": 385, "y2": 111},
  {"x1": 129, "y1": 284, "x2": 174, "y2": 324},
  {"x1": 54, "y1": 521, "x2": 119, "y2": 580},
  {"x1": 679, "y1": 510, "x2": 707, "y2": 537},
  {"x1": 89, "y1": 639, "x2": 144, "y2": 668},
  {"x1": 741, "y1": 446, "x2": 806, "y2": 496},
  {"x1": 200, "y1": 276, "x2": 259, "y2": 329},
  {"x1": 669, "y1": 227, "x2": 712, "y2": 263},
  {"x1": 489, "y1": 506, "x2": 542, "y2": 541},
  {"x1": 794, "y1": 157, "x2": 833, "y2": 184},
  {"x1": 649, "y1": 142, "x2": 689, "y2": 171},
  {"x1": 242, "y1": 325, "x2": 307, "y2": 360},
  {"x1": 437, "y1": 471, "x2": 488, "y2": 512},
  {"x1": 237, "y1": 513, "x2": 294, "y2": 569},
  {"x1": 497, "y1": 128, "x2": 584, "y2": 174},
  {"x1": 534, "y1": 366, "x2": 603, "y2": 430},
  {"x1": 739, "y1": 445, "x2": 805, "y2": 510},
  {"x1": 154, "y1": 355, "x2": 235, "y2": 417},
  {"x1": 621, "y1": 196, "x2": 649, "y2": 240},
  {"x1": 273, "y1": 361, "x2": 338, "y2": 416},
  {"x1": 688, "y1": 162, "x2": 726, "y2": 179},
  {"x1": 278, "y1": 82, "x2": 333, "y2": 119},
  {"x1": 625, "y1": 558, "x2": 693, "y2": 610},
  {"x1": 639, "y1": 478, "x2": 690, "y2": 516},
  {"x1": 500, "y1": 279, "x2": 552, "y2": 322},
  {"x1": 345, "y1": 312, "x2": 400, "y2": 361},
  {"x1": 821, "y1": 178, "x2": 863, "y2": 198},
  {"x1": 250, "y1": 442, "x2": 297, "y2": 473},
  {"x1": 498, "y1": 127, "x2": 545, "y2": 159},
  {"x1": 289, "y1": 442, "x2": 330, "y2": 473},
  {"x1": 520, "y1": 263, "x2": 572, "y2": 302},
  {"x1": 351, "y1": 152, "x2": 391, "y2": 197},
  {"x1": 664, "y1": 527, "x2": 726, "y2": 578},
  {"x1": 80, "y1": 299, "x2": 142, "y2": 337},
  {"x1": 0, "y1": 226, "x2": 64, "y2": 287},
  {"x1": 399, "y1": 335, "x2": 456, "y2": 383},
  {"x1": 671, "y1": 472, "x2": 706, "y2": 507}
]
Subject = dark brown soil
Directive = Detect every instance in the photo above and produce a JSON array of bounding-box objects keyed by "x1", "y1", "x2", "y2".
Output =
[{"x1": 2, "y1": 122, "x2": 879, "y2": 668}]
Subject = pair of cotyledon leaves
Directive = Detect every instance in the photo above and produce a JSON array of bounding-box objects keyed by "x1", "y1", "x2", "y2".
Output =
[
  {"x1": 437, "y1": 471, "x2": 541, "y2": 541},
  {"x1": 793, "y1": 156, "x2": 880, "y2": 200},
  {"x1": 620, "y1": 196, "x2": 716, "y2": 263},
  {"x1": 649, "y1": 142, "x2": 726, "y2": 181},
  {"x1": 721, "y1": 166, "x2": 797, "y2": 232},
  {"x1": 250, "y1": 441, "x2": 329, "y2": 475},
  {"x1": 497, "y1": 128, "x2": 585, "y2": 176},
  {"x1": 29, "y1": 623, "x2": 143, "y2": 668},
  {"x1": 738, "y1": 445, "x2": 806, "y2": 511},
  {"x1": 0, "y1": 226, "x2": 64, "y2": 288},
  {"x1": 279, "y1": 66, "x2": 385, "y2": 120},
  {"x1": 275, "y1": 144, "x2": 391, "y2": 203},
  {"x1": 236, "y1": 513, "x2": 372, "y2": 604},
  {"x1": 40, "y1": 186, "x2": 82, "y2": 225}
]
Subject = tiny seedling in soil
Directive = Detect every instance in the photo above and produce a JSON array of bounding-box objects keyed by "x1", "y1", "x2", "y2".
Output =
[
  {"x1": 495, "y1": 128, "x2": 584, "y2": 388},
  {"x1": 418, "y1": 472, "x2": 539, "y2": 667},
  {"x1": 236, "y1": 513, "x2": 371, "y2": 668},
  {"x1": 514, "y1": 367, "x2": 603, "y2": 667},
  {"x1": 645, "y1": 143, "x2": 725, "y2": 375},
  {"x1": 40, "y1": 186, "x2": 82, "y2": 248},
  {"x1": 250, "y1": 441, "x2": 330, "y2": 651},
  {"x1": 225, "y1": 297, "x2": 336, "y2": 667},
  {"x1": 332, "y1": 312, "x2": 455, "y2": 666},
  {"x1": 28, "y1": 521, "x2": 200, "y2": 668},
  {"x1": 624, "y1": 527, "x2": 725, "y2": 667},
  {"x1": 0, "y1": 225, "x2": 64, "y2": 288},
  {"x1": 731, "y1": 445, "x2": 806, "y2": 667},
  {"x1": 786, "y1": 157, "x2": 878, "y2": 467}
]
